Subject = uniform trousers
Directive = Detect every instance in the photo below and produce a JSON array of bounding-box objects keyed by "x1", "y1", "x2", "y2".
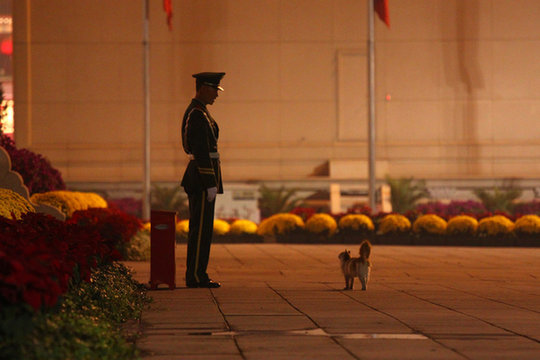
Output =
[{"x1": 185, "y1": 190, "x2": 216, "y2": 285}]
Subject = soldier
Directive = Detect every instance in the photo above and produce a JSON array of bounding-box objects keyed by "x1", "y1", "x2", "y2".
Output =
[{"x1": 181, "y1": 72, "x2": 225, "y2": 288}]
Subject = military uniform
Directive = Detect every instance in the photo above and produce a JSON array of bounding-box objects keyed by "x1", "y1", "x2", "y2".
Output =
[{"x1": 181, "y1": 72, "x2": 225, "y2": 288}]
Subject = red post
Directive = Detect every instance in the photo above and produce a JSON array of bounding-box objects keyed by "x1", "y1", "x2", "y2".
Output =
[{"x1": 150, "y1": 210, "x2": 176, "y2": 290}]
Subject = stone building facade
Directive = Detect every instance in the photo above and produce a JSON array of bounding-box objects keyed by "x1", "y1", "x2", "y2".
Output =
[{"x1": 12, "y1": 1, "x2": 540, "y2": 203}]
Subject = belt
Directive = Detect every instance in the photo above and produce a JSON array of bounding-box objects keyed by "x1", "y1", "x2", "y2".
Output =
[{"x1": 187, "y1": 152, "x2": 219, "y2": 160}]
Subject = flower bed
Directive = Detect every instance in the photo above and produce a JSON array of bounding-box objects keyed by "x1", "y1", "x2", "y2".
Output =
[
  {"x1": 0, "y1": 209, "x2": 148, "y2": 359},
  {"x1": 31, "y1": 190, "x2": 108, "y2": 217},
  {"x1": 1, "y1": 262, "x2": 150, "y2": 359},
  {"x1": 170, "y1": 212, "x2": 539, "y2": 247}
]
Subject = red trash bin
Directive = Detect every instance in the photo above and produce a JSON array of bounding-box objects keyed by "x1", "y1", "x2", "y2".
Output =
[{"x1": 150, "y1": 210, "x2": 176, "y2": 290}]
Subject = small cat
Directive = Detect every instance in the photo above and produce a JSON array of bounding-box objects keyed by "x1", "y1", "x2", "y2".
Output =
[{"x1": 338, "y1": 240, "x2": 372, "y2": 290}]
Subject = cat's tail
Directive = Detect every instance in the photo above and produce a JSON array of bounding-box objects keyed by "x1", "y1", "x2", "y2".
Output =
[{"x1": 359, "y1": 240, "x2": 371, "y2": 262}]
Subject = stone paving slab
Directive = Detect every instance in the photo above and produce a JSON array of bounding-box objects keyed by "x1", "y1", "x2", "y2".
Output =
[{"x1": 124, "y1": 244, "x2": 540, "y2": 359}]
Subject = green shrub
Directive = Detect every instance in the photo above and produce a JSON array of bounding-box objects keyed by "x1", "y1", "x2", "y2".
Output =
[
  {"x1": 1, "y1": 262, "x2": 151, "y2": 360},
  {"x1": 22, "y1": 310, "x2": 135, "y2": 360},
  {"x1": 151, "y1": 184, "x2": 188, "y2": 218},
  {"x1": 473, "y1": 181, "x2": 522, "y2": 213},
  {"x1": 385, "y1": 176, "x2": 429, "y2": 213},
  {"x1": 258, "y1": 184, "x2": 305, "y2": 218},
  {"x1": 126, "y1": 230, "x2": 151, "y2": 261},
  {"x1": 63, "y1": 262, "x2": 150, "y2": 325}
]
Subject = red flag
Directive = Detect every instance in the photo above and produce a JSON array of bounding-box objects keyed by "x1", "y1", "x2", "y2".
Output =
[
  {"x1": 163, "y1": 0, "x2": 173, "y2": 31},
  {"x1": 374, "y1": 0, "x2": 390, "y2": 28}
]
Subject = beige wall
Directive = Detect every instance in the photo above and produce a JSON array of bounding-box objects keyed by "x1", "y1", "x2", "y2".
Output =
[{"x1": 13, "y1": 0, "x2": 540, "y2": 187}]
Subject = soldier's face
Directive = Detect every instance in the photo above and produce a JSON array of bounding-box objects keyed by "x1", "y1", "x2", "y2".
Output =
[{"x1": 200, "y1": 85, "x2": 219, "y2": 105}]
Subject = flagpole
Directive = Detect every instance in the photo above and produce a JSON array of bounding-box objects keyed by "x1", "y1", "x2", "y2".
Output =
[
  {"x1": 367, "y1": 0, "x2": 377, "y2": 212},
  {"x1": 142, "y1": 0, "x2": 151, "y2": 221}
]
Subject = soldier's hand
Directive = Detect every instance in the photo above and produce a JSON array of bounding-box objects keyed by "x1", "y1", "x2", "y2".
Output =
[{"x1": 207, "y1": 187, "x2": 218, "y2": 202}]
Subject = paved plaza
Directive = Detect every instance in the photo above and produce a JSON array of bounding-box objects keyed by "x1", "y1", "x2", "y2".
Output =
[{"x1": 125, "y1": 244, "x2": 540, "y2": 359}]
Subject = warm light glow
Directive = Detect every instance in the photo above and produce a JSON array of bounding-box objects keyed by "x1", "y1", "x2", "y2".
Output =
[
  {"x1": 0, "y1": 16, "x2": 11, "y2": 34},
  {"x1": 1, "y1": 99, "x2": 13, "y2": 134},
  {"x1": 0, "y1": 37, "x2": 11, "y2": 55}
]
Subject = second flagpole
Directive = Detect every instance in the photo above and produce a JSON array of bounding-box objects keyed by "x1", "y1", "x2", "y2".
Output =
[
  {"x1": 367, "y1": 0, "x2": 377, "y2": 212},
  {"x1": 142, "y1": 0, "x2": 151, "y2": 221}
]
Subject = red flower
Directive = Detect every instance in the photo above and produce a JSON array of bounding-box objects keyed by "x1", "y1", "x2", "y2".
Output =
[{"x1": 0, "y1": 210, "x2": 139, "y2": 310}]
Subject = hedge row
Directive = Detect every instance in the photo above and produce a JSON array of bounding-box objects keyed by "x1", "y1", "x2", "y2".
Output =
[
  {"x1": 171, "y1": 213, "x2": 540, "y2": 239},
  {"x1": 0, "y1": 188, "x2": 108, "y2": 220},
  {"x1": 0, "y1": 207, "x2": 146, "y2": 359}
]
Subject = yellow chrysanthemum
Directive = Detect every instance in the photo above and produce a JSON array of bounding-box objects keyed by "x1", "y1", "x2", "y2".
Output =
[
  {"x1": 229, "y1": 219, "x2": 258, "y2": 235},
  {"x1": 378, "y1": 214, "x2": 411, "y2": 235},
  {"x1": 338, "y1": 214, "x2": 374, "y2": 232},
  {"x1": 175, "y1": 219, "x2": 190, "y2": 236},
  {"x1": 214, "y1": 219, "x2": 231, "y2": 235},
  {"x1": 413, "y1": 214, "x2": 447, "y2": 235},
  {"x1": 305, "y1": 213, "x2": 337, "y2": 236},
  {"x1": 30, "y1": 190, "x2": 107, "y2": 217},
  {"x1": 84, "y1": 192, "x2": 108, "y2": 208},
  {"x1": 477, "y1": 215, "x2": 514, "y2": 236},
  {"x1": 514, "y1": 215, "x2": 540, "y2": 235},
  {"x1": 257, "y1": 213, "x2": 305, "y2": 236},
  {"x1": 0, "y1": 189, "x2": 35, "y2": 220},
  {"x1": 142, "y1": 222, "x2": 151, "y2": 231},
  {"x1": 447, "y1": 215, "x2": 478, "y2": 235}
]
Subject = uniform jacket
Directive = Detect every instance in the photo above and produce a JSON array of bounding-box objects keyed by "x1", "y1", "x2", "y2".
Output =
[{"x1": 181, "y1": 99, "x2": 223, "y2": 194}]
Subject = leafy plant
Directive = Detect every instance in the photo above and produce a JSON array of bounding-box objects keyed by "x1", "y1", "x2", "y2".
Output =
[
  {"x1": 151, "y1": 184, "x2": 188, "y2": 218},
  {"x1": 125, "y1": 229, "x2": 150, "y2": 261},
  {"x1": 385, "y1": 176, "x2": 429, "y2": 213},
  {"x1": 25, "y1": 310, "x2": 136, "y2": 360},
  {"x1": 473, "y1": 181, "x2": 522, "y2": 213},
  {"x1": 62, "y1": 262, "x2": 150, "y2": 325},
  {"x1": 258, "y1": 184, "x2": 305, "y2": 218},
  {"x1": 2, "y1": 263, "x2": 150, "y2": 360}
]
